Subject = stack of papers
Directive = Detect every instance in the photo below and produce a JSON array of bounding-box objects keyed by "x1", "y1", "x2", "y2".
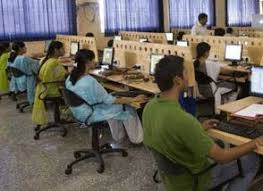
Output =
[{"x1": 234, "y1": 104, "x2": 263, "y2": 119}]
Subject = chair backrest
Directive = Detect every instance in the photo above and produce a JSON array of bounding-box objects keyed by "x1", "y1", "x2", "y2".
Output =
[
  {"x1": 60, "y1": 87, "x2": 92, "y2": 108},
  {"x1": 149, "y1": 147, "x2": 188, "y2": 176},
  {"x1": 60, "y1": 87, "x2": 96, "y2": 124},
  {"x1": 9, "y1": 67, "x2": 27, "y2": 78}
]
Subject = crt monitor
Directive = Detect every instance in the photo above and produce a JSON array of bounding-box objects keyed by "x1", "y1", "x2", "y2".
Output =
[
  {"x1": 102, "y1": 48, "x2": 114, "y2": 65},
  {"x1": 224, "y1": 44, "x2": 242, "y2": 65},
  {"x1": 165, "y1": 33, "x2": 174, "y2": 42},
  {"x1": 44, "y1": 40, "x2": 52, "y2": 53},
  {"x1": 251, "y1": 66, "x2": 263, "y2": 96},
  {"x1": 176, "y1": 40, "x2": 188, "y2": 47},
  {"x1": 70, "y1": 42, "x2": 79, "y2": 56},
  {"x1": 114, "y1": 36, "x2": 122, "y2": 41},
  {"x1": 150, "y1": 54, "x2": 165, "y2": 75}
]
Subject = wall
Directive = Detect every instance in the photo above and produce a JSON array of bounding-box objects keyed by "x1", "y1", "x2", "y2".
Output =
[{"x1": 76, "y1": 0, "x2": 228, "y2": 48}]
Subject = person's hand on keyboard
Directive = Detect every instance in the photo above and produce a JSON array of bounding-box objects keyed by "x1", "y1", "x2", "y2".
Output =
[
  {"x1": 202, "y1": 119, "x2": 219, "y2": 131},
  {"x1": 254, "y1": 136, "x2": 263, "y2": 149},
  {"x1": 133, "y1": 95, "x2": 148, "y2": 103}
]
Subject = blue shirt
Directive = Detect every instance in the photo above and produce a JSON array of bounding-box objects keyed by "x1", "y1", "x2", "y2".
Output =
[
  {"x1": 9, "y1": 56, "x2": 39, "y2": 104},
  {"x1": 65, "y1": 75, "x2": 136, "y2": 124}
]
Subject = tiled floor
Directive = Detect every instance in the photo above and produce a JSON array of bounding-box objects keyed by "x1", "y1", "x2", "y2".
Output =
[
  {"x1": 0, "y1": 96, "x2": 262, "y2": 191},
  {"x1": 0, "y1": 96, "x2": 160, "y2": 191}
]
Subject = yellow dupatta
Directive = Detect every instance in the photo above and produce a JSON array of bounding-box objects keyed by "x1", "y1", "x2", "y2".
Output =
[
  {"x1": 0, "y1": 52, "x2": 10, "y2": 92},
  {"x1": 32, "y1": 58, "x2": 66, "y2": 125}
]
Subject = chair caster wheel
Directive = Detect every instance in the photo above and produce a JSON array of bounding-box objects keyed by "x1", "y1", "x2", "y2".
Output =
[
  {"x1": 34, "y1": 134, "x2": 39, "y2": 140},
  {"x1": 34, "y1": 126, "x2": 40, "y2": 131},
  {"x1": 122, "y1": 151, "x2": 128, "y2": 157},
  {"x1": 97, "y1": 165, "x2": 105, "y2": 174},
  {"x1": 16, "y1": 105, "x2": 20, "y2": 109},
  {"x1": 65, "y1": 167, "x2": 72, "y2": 175},
  {"x1": 19, "y1": 108, "x2": 24, "y2": 113},
  {"x1": 74, "y1": 152, "x2": 81, "y2": 159}
]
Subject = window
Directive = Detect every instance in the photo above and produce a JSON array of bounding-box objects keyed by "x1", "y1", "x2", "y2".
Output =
[
  {"x1": 169, "y1": 0, "x2": 215, "y2": 28},
  {"x1": 227, "y1": 0, "x2": 259, "y2": 27},
  {"x1": 0, "y1": 0, "x2": 76, "y2": 41},
  {"x1": 102, "y1": 0, "x2": 163, "y2": 35}
]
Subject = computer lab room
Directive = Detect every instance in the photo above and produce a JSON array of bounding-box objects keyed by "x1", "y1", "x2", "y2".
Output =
[{"x1": 1, "y1": 0, "x2": 263, "y2": 191}]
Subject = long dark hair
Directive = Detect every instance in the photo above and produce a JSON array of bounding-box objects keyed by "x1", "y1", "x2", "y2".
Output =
[
  {"x1": 9, "y1": 41, "x2": 25, "y2": 63},
  {"x1": 0, "y1": 42, "x2": 10, "y2": 56},
  {"x1": 70, "y1": 49, "x2": 95, "y2": 85},
  {"x1": 194, "y1": 42, "x2": 211, "y2": 69},
  {"x1": 41, "y1": 41, "x2": 63, "y2": 66}
]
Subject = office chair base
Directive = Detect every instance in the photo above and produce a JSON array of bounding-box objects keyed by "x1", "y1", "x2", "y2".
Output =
[
  {"x1": 34, "y1": 123, "x2": 68, "y2": 140},
  {"x1": 65, "y1": 144, "x2": 128, "y2": 175},
  {"x1": 16, "y1": 101, "x2": 30, "y2": 113}
]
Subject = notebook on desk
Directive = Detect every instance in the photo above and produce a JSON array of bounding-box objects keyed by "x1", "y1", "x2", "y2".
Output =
[{"x1": 232, "y1": 104, "x2": 263, "y2": 120}]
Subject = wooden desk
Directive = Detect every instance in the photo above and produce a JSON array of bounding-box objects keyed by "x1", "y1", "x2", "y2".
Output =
[
  {"x1": 220, "y1": 65, "x2": 250, "y2": 73},
  {"x1": 89, "y1": 69, "x2": 159, "y2": 94},
  {"x1": 207, "y1": 96, "x2": 263, "y2": 155},
  {"x1": 89, "y1": 69, "x2": 159, "y2": 109}
]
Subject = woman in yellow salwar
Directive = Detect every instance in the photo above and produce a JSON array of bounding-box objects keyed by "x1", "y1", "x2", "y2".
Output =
[
  {"x1": 0, "y1": 42, "x2": 10, "y2": 93},
  {"x1": 32, "y1": 41, "x2": 67, "y2": 126}
]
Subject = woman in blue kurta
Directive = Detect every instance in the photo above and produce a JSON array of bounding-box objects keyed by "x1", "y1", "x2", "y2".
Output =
[
  {"x1": 8, "y1": 42, "x2": 39, "y2": 104},
  {"x1": 65, "y1": 49, "x2": 146, "y2": 144}
]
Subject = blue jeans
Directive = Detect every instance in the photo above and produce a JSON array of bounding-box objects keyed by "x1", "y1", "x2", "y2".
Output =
[{"x1": 209, "y1": 153, "x2": 260, "y2": 191}]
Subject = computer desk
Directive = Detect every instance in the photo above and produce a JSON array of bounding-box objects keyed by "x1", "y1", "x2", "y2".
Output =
[
  {"x1": 208, "y1": 96, "x2": 263, "y2": 155},
  {"x1": 89, "y1": 69, "x2": 159, "y2": 109}
]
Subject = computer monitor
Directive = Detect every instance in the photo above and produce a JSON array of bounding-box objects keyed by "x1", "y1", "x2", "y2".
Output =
[
  {"x1": 251, "y1": 66, "x2": 263, "y2": 96},
  {"x1": 139, "y1": 38, "x2": 148, "y2": 43},
  {"x1": 150, "y1": 54, "x2": 165, "y2": 75},
  {"x1": 176, "y1": 40, "x2": 188, "y2": 47},
  {"x1": 165, "y1": 33, "x2": 174, "y2": 42},
  {"x1": 114, "y1": 36, "x2": 122, "y2": 41},
  {"x1": 44, "y1": 40, "x2": 52, "y2": 53},
  {"x1": 70, "y1": 42, "x2": 79, "y2": 57},
  {"x1": 224, "y1": 44, "x2": 242, "y2": 66},
  {"x1": 102, "y1": 48, "x2": 114, "y2": 66}
]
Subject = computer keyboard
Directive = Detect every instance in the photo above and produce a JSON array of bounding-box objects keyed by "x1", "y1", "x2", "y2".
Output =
[
  {"x1": 215, "y1": 121, "x2": 263, "y2": 139},
  {"x1": 112, "y1": 90, "x2": 153, "y2": 97}
]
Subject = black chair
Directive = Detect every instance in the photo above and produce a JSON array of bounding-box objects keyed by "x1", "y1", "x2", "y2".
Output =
[
  {"x1": 9, "y1": 67, "x2": 31, "y2": 112},
  {"x1": 60, "y1": 87, "x2": 128, "y2": 175},
  {"x1": 149, "y1": 147, "x2": 244, "y2": 191},
  {"x1": 34, "y1": 81, "x2": 68, "y2": 140},
  {"x1": 195, "y1": 71, "x2": 236, "y2": 120}
]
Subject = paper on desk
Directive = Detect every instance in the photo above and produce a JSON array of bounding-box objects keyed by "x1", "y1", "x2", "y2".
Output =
[{"x1": 234, "y1": 104, "x2": 263, "y2": 118}]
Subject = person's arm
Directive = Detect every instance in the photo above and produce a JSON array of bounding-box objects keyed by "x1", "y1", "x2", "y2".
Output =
[{"x1": 209, "y1": 137, "x2": 263, "y2": 164}]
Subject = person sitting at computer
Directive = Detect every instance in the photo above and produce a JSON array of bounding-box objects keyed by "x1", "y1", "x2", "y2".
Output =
[
  {"x1": 32, "y1": 41, "x2": 67, "y2": 126},
  {"x1": 65, "y1": 49, "x2": 146, "y2": 144},
  {"x1": 85, "y1": 32, "x2": 95, "y2": 37},
  {"x1": 8, "y1": 41, "x2": 39, "y2": 105},
  {"x1": 214, "y1": 28, "x2": 226, "y2": 36},
  {"x1": 191, "y1": 13, "x2": 208, "y2": 36},
  {"x1": 194, "y1": 42, "x2": 239, "y2": 112},
  {"x1": 0, "y1": 42, "x2": 10, "y2": 93},
  {"x1": 143, "y1": 55, "x2": 262, "y2": 191},
  {"x1": 225, "y1": 28, "x2": 234, "y2": 36}
]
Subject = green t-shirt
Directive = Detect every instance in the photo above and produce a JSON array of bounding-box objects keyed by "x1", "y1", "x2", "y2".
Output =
[{"x1": 143, "y1": 96, "x2": 214, "y2": 191}]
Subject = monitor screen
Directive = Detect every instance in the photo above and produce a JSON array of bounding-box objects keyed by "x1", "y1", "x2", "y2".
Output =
[
  {"x1": 176, "y1": 41, "x2": 188, "y2": 47},
  {"x1": 70, "y1": 42, "x2": 79, "y2": 56},
  {"x1": 102, "y1": 48, "x2": 114, "y2": 65},
  {"x1": 165, "y1": 33, "x2": 174, "y2": 41},
  {"x1": 224, "y1": 44, "x2": 242, "y2": 61},
  {"x1": 251, "y1": 66, "x2": 263, "y2": 96},
  {"x1": 150, "y1": 54, "x2": 165, "y2": 75},
  {"x1": 114, "y1": 36, "x2": 122, "y2": 41},
  {"x1": 139, "y1": 38, "x2": 148, "y2": 43},
  {"x1": 44, "y1": 40, "x2": 52, "y2": 53}
]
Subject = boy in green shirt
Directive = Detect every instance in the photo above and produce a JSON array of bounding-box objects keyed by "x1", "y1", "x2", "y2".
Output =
[
  {"x1": 143, "y1": 55, "x2": 263, "y2": 191},
  {"x1": 0, "y1": 42, "x2": 10, "y2": 92}
]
